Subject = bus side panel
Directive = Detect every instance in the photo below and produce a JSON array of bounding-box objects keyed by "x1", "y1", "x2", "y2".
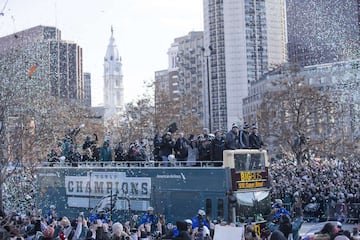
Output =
[{"x1": 36, "y1": 167, "x2": 232, "y2": 223}]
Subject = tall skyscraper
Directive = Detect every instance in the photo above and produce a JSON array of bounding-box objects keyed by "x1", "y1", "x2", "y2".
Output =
[
  {"x1": 83, "y1": 72, "x2": 92, "y2": 107},
  {"x1": 265, "y1": 0, "x2": 287, "y2": 68},
  {"x1": 0, "y1": 25, "x2": 84, "y2": 101},
  {"x1": 203, "y1": 0, "x2": 271, "y2": 131},
  {"x1": 286, "y1": 0, "x2": 360, "y2": 66},
  {"x1": 103, "y1": 27, "x2": 124, "y2": 119}
]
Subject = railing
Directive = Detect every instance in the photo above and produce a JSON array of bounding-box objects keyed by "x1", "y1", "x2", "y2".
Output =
[
  {"x1": 326, "y1": 202, "x2": 360, "y2": 223},
  {"x1": 283, "y1": 202, "x2": 359, "y2": 223},
  {"x1": 40, "y1": 160, "x2": 225, "y2": 168}
]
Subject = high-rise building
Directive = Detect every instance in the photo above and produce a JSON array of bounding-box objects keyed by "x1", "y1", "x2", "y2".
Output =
[
  {"x1": 265, "y1": 0, "x2": 287, "y2": 68},
  {"x1": 0, "y1": 25, "x2": 84, "y2": 162},
  {"x1": 286, "y1": 0, "x2": 360, "y2": 66},
  {"x1": 0, "y1": 25, "x2": 84, "y2": 101},
  {"x1": 154, "y1": 32, "x2": 205, "y2": 130},
  {"x1": 244, "y1": 0, "x2": 360, "y2": 123},
  {"x1": 203, "y1": 0, "x2": 272, "y2": 131},
  {"x1": 83, "y1": 72, "x2": 92, "y2": 107},
  {"x1": 103, "y1": 27, "x2": 124, "y2": 119}
]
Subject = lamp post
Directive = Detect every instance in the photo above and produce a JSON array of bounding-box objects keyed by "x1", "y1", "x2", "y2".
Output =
[{"x1": 202, "y1": 46, "x2": 213, "y2": 132}]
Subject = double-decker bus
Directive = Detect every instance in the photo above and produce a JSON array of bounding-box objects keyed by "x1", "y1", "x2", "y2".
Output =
[
  {"x1": 223, "y1": 149, "x2": 271, "y2": 237},
  {"x1": 35, "y1": 149, "x2": 271, "y2": 229}
]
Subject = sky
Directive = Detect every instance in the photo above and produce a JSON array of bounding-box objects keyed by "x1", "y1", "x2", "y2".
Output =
[{"x1": 0, "y1": 0, "x2": 204, "y2": 106}]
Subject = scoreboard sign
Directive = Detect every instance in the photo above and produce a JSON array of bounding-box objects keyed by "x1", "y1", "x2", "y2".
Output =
[{"x1": 231, "y1": 170, "x2": 268, "y2": 190}]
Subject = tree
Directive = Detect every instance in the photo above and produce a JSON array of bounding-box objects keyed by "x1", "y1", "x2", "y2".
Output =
[
  {"x1": 154, "y1": 89, "x2": 202, "y2": 136},
  {"x1": 0, "y1": 48, "x2": 103, "y2": 217},
  {"x1": 104, "y1": 79, "x2": 203, "y2": 158},
  {"x1": 257, "y1": 65, "x2": 353, "y2": 164}
]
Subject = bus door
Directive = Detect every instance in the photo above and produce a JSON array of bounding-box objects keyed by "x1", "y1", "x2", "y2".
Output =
[{"x1": 202, "y1": 193, "x2": 228, "y2": 223}]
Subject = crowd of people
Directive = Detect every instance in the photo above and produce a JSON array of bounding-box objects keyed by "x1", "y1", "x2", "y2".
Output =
[
  {"x1": 2, "y1": 199, "x2": 359, "y2": 240},
  {"x1": 0, "y1": 206, "x2": 218, "y2": 240},
  {"x1": 269, "y1": 156, "x2": 360, "y2": 222},
  {"x1": 47, "y1": 122, "x2": 264, "y2": 167}
]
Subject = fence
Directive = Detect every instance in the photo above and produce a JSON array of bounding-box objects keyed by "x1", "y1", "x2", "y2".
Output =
[{"x1": 294, "y1": 202, "x2": 360, "y2": 223}]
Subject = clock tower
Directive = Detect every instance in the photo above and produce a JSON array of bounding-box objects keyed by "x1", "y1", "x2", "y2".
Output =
[{"x1": 103, "y1": 26, "x2": 124, "y2": 118}]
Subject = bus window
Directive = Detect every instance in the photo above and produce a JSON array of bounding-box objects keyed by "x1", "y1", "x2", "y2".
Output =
[
  {"x1": 206, "y1": 199, "x2": 212, "y2": 219},
  {"x1": 217, "y1": 199, "x2": 224, "y2": 220},
  {"x1": 234, "y1": 153, "x2": 265, "y2": 172}
]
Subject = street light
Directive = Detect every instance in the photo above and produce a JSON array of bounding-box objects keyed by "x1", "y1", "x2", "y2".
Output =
[{"x1": 201, "y1": 46, "x2": 213, "y2": 132}]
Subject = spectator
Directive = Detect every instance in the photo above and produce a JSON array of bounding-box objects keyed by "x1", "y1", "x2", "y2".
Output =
[
  {"x1": 59, "y1": 216, "x2": 75, "y2": 240},
  {"x1": 249, "y1": 124, "x2": 264, "y2": 149},
  {"x1": 186, "y1": 134, "x2": 199, "y2": 166},
  {"x1": 140, "y1": 207, "x2": 158, "y2": 235},
  {"x1": 352, "y1": 227, "x2": 360, "y2": 240},
  {"x1": 159, "y1": 132, "x2": 174, "y2": 167},
  {"x1": 244, "y1": 224, "x2": 260, "y2": 240},
  {"x1": 138, "y1": 141, "x2": 148, "y2": 161},
  {"x1": 313, "y1": 222, "x2": 337, "y2": 240},
  {"x1": 111, "y1": 222, "x2": 133, "y2": 240},
  {"x1": 191, "y1": 209, "x2": 210, "y2": 230},
  {"x1": 82, "y1": 134, "x2": 98, "y2": 151},
  {"x1": 248, "y1": 124, "x2": 264, "y2": 169},
  {"x1": 225, "y1": 123, "x2": 240, "y2": 150},
  {"x1": 272, "y1": 199, "x2": 291, "y2": 222},
  {"x1": 61, "y1": 136, "x2": 72, "y2": 160},
  {"x1": 114, "y1": 141, "x2": 125, "y2": 161},
  {"x1": 46, "y1": 205, "x2": 57, "y2": 223},
  {"x1": 152, "y1": 133, "x2": 163, "y2": 162},
  {"x1": 270, "y1": 230, "x2": 287, "y2": 240},
  {"x1": 210, "y1": 130, "x2": 225, "y2": 166},
  {"x1": 174, "y1": 132, "x2": 189, "y2": 166},
  {"x1": 100, "y1": 141, "x2": 112, "y2": 162},
  {"x1": 291, "y1": 208, "x2": 304, "y2": 240},
  {"x1": 198, "y1": 128, "x2": 212, "y2": 163},
  {"x1": 127, "y1": 143, "x2": 140, "y2": 161},
  {"x1": 278, "y1": 214, "x2": 292, "y2": 239},
  {"x1": 239, "y1": 122, "x2": 250, "y2": 149},
  {"x1": 173, "y1": 220, "x2": 191, "y2": 240}
]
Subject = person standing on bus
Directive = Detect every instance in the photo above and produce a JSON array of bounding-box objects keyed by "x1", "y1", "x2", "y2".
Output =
[
  {"x1": 249, "y1": 124, "x2": 264, "y2": 170},
  {"x1": 239, "y1": 122, "x2": 250, "y2": 149},
  {"x1": 249, "y1": 124, "x2": 264, "y2": 150},
  {"x1": 210, "y1": 130, "x2": 225, "y2": 166},
  {"x1": 225, "y1": 123, "x2": 240, "y2": 150},
  {"x1": 198, "y1": 128, "x2": 212, "y2": 164},
  {"x1": 100, "y1": 140, "x2": 113, "y2": 162},
  {"x1": 186, "y1": 134, "x2": 199, "y2": 166},
  {"x1": 159, "y1": 132, "x2": 175, "y2": 167},
  {"x1": 174, "y1": 132, "x2": 190, "y2": 166}
]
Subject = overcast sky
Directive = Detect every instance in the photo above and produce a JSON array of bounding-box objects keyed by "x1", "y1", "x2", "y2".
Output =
[{"x1": 0, "y1": 0, "x2": 204, "y2": 106}]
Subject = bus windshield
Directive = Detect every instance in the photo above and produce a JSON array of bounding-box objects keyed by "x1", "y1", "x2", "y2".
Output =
[{"x1": 235, "y1": 190, "x2": 271, "y2": 220}]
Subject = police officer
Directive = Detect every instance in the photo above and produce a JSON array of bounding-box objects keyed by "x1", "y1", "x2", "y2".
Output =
[{"x1": 141, "y1": 206, "x2": 158, "y2": 234}]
